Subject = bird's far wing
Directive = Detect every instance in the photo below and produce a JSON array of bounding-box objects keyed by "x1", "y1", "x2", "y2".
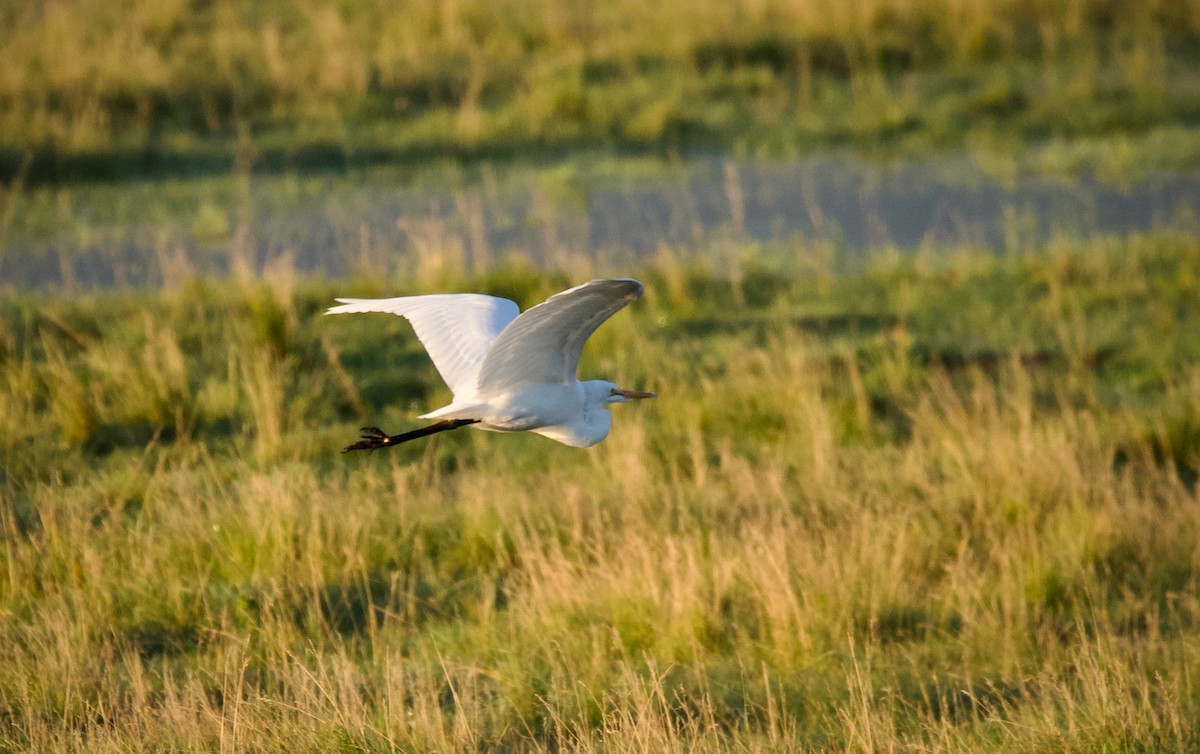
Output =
[
  {"x1": 325, "y1": 294, "x2": 520, "y2": 397},
  {"x1": 476, "y1": 279, "x2": 643, "y2": 392}
]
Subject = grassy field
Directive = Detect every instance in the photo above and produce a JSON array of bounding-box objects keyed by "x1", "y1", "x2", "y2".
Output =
[
  {"x1": 5, "y1": 0, "x2": 1200, "y2": 182},
  {"x1": 2, "y1": 235, "x2": 1199, "y2": 751},
  {"x1": 5, "y1": 1, "x2": 1199, "y2": 749}
]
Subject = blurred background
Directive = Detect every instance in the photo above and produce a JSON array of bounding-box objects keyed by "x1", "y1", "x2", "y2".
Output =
[{"x1": 2, "y1": 0, "x2": 1199, "y2": 289}]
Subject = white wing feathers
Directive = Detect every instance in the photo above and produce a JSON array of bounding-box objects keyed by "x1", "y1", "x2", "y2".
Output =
[
  {"x1": 325, "y1": 278, "x2": 643, "y2": 401},
  {"x1": 477, "y1": 279, "x2": 643, "y2": 391},
  {"x1": 324, "y1": 294, "x2": 519, "y2": 397}
]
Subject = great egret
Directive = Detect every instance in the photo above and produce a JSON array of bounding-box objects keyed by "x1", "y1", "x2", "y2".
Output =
[{"x1": 326, "y1": 278, "x2": 656, "y2": 452}]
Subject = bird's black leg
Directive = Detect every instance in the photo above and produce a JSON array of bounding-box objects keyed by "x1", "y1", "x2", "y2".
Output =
[{"x1": 342, "y1": 420, "x2": 480, "y2": 454}]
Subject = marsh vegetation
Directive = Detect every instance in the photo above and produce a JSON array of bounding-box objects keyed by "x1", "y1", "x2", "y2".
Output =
[
  {"x1": 4, "y1": 0, "x2": 1200, "y2": 181},
  {"x1": 3, "y1": 238, "x2": 1200, "y2": 751},
  {"x1": 3, "y1": 0, "x2": 1200, "y2": 750}
]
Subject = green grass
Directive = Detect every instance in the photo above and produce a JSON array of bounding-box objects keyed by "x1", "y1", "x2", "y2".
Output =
[
  {"x1": 4, "y1": 0, "x2": 1200, "y2": 182},
  {"x1": 2, "y1": 233, "x2": 1200, "y2": 750}
]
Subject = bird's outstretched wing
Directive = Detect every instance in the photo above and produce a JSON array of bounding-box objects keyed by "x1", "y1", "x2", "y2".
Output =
[
  {"x1": 477, "y1": 279, "x2": 643, "y2": 392},
  {"x1": 325, "y1": 294, "x2": 520, "y2": 397}
]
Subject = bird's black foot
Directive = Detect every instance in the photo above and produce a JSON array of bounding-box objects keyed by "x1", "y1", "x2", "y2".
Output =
[{"x1": 342, "y1": 426, "x2": 393, "y2": 453}]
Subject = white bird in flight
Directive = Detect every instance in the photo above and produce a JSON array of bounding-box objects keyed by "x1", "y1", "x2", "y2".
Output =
[{"x1": 326, "y1": 278, "x2": 656, "y2": 452}]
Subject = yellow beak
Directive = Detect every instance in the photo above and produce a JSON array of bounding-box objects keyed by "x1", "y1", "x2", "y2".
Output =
[{"x1": 619, "y1": 389, "x2": 657, "y2": 400}]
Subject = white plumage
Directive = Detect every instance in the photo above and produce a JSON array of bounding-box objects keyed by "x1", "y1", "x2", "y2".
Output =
[{"x1": 326, "y1": 278, "x2": 655, "y2": 450}]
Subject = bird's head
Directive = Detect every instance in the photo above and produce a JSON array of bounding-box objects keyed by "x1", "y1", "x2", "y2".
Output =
[{"x1": 590, "y1": 380, "x2": 656, "y2": 405}]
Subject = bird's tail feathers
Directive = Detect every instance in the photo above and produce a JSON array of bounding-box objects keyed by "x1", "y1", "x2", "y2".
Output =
[{"x1": 419, "y1": 401, "x2": 486, "y2": 422}]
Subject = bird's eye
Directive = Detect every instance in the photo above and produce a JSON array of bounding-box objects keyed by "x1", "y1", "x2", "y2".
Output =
[{"x1": 610, "y1": 388, "x2": 620, "y2": 396}]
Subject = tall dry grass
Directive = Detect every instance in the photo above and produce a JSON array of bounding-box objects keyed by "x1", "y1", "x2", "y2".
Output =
[{"x1": 1, "y1": 235, "x2": 1199, "y2": 750}]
